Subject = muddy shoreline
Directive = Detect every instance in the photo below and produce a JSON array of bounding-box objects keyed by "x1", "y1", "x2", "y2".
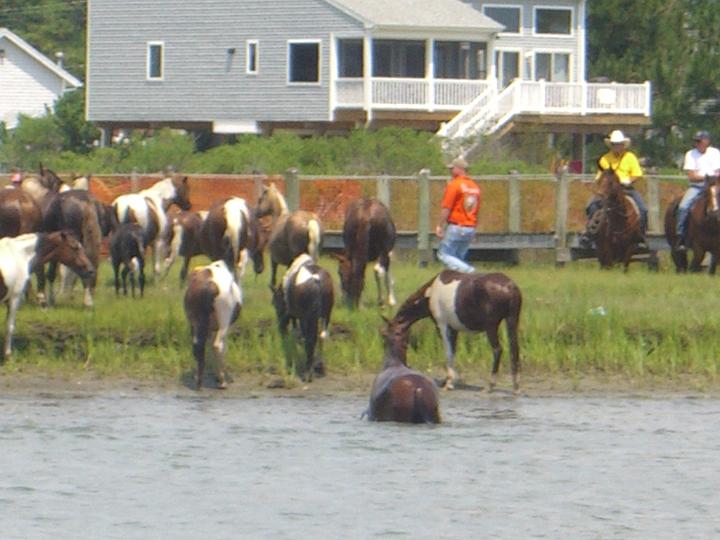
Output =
[{"x1": 2, "y1": 370, "x2": 718, "y2": 399}]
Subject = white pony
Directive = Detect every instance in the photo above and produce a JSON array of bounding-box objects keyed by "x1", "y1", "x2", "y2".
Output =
[{"x1": 112, "y1": 175, "x2": 191, "y2": 275}]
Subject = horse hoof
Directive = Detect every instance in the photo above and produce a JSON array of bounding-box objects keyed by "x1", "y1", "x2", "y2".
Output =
[
  {"x1": 442, "y1": 380, "x2": 455, "y2": 391},
  {"x1": 217, "y1": 381, "x2": 227, "y2": 390}
]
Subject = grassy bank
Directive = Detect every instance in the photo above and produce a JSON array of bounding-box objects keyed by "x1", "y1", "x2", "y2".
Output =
[{"x1": 1, "y1": 255, "x2": 719, "y2": 391}]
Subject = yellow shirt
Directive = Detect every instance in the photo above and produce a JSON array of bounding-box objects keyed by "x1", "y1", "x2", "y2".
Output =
[{"x1": 595, "y1": 150, "x2": 643, "y2": 185}]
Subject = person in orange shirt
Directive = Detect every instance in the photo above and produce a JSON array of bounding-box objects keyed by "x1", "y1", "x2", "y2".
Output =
[{"x1": 435, "y1": 156, "x2": 481, "y2": 273}]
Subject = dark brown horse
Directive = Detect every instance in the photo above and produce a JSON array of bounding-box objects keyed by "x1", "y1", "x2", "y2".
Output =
[
  {"x1": 335, "y1": 198, "x2": 396, "y2": 308},
  {"x1": 665, "y1": 177, "x2": 720, "y2": 273},
  {"x1": 270, "y1": 254, "x2": 334, "y2": 381},
  {"x1": 392, "y1": 270, "x2": 522, "y2": 392},
  {"x1": 256, "y1": 183, "x2": 323, "y2": 287},
  {"x1": 367, "y1": 318, "x2": 441, "y2": 424},
  {"x1": 0, "y1": 189, "x2": 43, "y2": 238},
  {"x1": 164, "y1": 210, "x2": 208, "y2": 282},
  {"x1": 203, "y1": 197, "x2": 266, "y2": 284},
  {"x1": 592, "y1": 169, "x2": 643, "y2": 270}
]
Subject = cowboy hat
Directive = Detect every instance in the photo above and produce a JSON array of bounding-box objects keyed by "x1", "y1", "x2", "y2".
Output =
[
  {"x1": 604, "y1": 130, "x2": 631, "y2": 146},
  {"x1": 447, "y1": 156, "x2": 469, "y2": 169}
]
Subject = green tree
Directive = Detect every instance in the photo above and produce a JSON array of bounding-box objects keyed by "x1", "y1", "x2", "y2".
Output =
[{"x1": 53, "y1": 89, "x2": 99, "y2": 154}]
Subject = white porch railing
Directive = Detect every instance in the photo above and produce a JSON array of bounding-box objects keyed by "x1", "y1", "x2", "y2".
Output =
[{"x1": 334, "y1": 78, "x2": 494, "y2": 111}]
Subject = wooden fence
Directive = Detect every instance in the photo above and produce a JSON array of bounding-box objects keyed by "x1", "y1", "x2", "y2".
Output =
[{"x1": 1, "y1": 170, "x2": 688, "y2": 264}]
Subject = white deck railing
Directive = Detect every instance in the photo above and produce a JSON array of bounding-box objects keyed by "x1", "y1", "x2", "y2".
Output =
[{"x1": 334, "y1": 78, "x2": 494, "y2": 111}]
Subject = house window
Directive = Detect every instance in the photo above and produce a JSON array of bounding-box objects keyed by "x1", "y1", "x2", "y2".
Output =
[
  {"x1": 288, "y1": 40, "x2": 320, "y2": 84},
  {"x1": 337, "y1": 39, "x2": 363, "y2": 78},
  {"x1": 147, "y1": 42, "x2": 164, "y2": 80},
  {"x1": 373, "y1": 40, "x2": 425, "y2": 78},
  {"x1": 535, "y1": 52, "x2": 570, "y2": 82},
  {"x1": 434, "y1": 41, "x2": 487, "y2": 79},
  {"x1": 247, "y1": 40, "x2": 258, "y2": 74},
  {"x1": 483, "y1": 5, "x2": 521, "y2": 34},
  {"x1": 534, "y1": 8, "x2": 572, "y2": 35},
  {"x1": 495, "y1": 50, "x2": 520, "y2": 88}
]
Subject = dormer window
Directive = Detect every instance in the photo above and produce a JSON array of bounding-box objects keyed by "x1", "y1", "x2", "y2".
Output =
[{"x1": 147, "y1": 42, "x2": 164, "y2": 80}]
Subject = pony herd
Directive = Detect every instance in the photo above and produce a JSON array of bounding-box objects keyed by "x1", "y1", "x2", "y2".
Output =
[{"x1": 0, "y1": 170, "x2": 524, "y2": 425}]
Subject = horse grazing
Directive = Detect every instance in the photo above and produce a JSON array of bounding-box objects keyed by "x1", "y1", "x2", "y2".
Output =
[
  {"x1": 163, "y1": 210, "x2": 208, "y2": 282},
  {"x1": 184, "y1": 260, "x2": 242, "y2": 390},
  {"x1": 256, "y1": 183, "x2": 323, "y2": 287},
  {"x1": 110, "y1": 223, "x2": 146, "y2": 297},
  {"x1": 392, "y1": 270, "x2": 522, "y2": 392},
  {"x1": 112, "y1": 175, "x2": 191, "y2": 275},
  {"x1": 591, "y1": 169, "x2": 643, "y2": 270},
  {"x1": 0, "y1": 232, "x2": 95, "y2": 358},
  {"x1": 665, "y1": 177, "x2": 720, "y2": 273},
  {"x1": 367, "y1": 318, "x2": 441, "y2": 424},
  {"x1": 335, "y1": 198, "x2": 396, "y2": 307},
  {"x1": 203, "y1": 197, "x2": 265, "y2": 283},
  {"x1": 271, "y1": 254, "x2": 334, "y2": 381},
  {"x1": 42, "y1": 190, "x2": 103, "y2": 307}
]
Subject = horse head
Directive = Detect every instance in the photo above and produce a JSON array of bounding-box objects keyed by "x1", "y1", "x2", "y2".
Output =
[
  {"x1": 706, "y1": 176, "x2": 720, "y2": 220},
  {"x1": 38, "y1": 164, "x2": 63, "y2": 193},
  {"x1": 596, "y1": 167, "x2": 623, "y2": 202},
  {"x1": 255, "y1": 183, "x2": 286, "y2": 219},
  {"x1": 332, "y1": 251, "x2": 355, "y2": 305},
  {"x1": 380, "y1": 316, "x2": 409, "y2": 367},
  {"x1": 44, "y1": 230, "x2": 96, "y2": 281},
  {"x1": 170, "y1": 175, "x2": 192, "y2": 210}
]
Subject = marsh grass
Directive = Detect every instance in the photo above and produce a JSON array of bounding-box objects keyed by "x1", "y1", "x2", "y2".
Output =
[{"x1": 1, "y1": 254, "x2": 719, "y2": 386}]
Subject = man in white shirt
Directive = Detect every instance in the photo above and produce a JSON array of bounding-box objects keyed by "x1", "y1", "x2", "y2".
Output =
[{"x1": 677, "y1": 130, "x2": 720, "y2": 250}]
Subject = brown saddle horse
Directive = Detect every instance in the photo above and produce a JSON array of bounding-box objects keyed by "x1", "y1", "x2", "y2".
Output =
[
  {"x1": 664, "y1": 176, "x2": 720, "y2": 274},
  {"x1": 591, "y1": 168, "x2": 643, "y2": 270}
]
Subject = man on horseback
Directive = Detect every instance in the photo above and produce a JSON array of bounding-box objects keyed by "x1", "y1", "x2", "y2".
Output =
[
  {"x1": 676, "y1": 130, "x2": 720, "y2": 251},
  {"x1": 580, "y1": 130, "x2": 647, "y2": 249},
  {"x1": 436, "y1": 156, "x2": 481, "y2": 273}
]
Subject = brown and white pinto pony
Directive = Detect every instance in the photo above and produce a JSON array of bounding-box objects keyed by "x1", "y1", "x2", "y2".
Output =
[
  {"x1": 203, "y1": 197, "x2": 265, "y2": 284},
  {"x1": 0, "y1": 232, "x2": 95, "y2": 358},
  {"x1": 163, "y1": 210, "x2": 208, "y2": 282},
  {"x1": 112, "y1": 175, "x2": 191, "y2": 275},
  {"x1": 335, "y1": 198, "x2": 396, "y2": 308},
  {"x1": 392, "y1": 270, "x2": 522, "y2": 392},
  {"x1": 271, "y1": 253, "x2": 334, "y2": 381},
  {"x1": 367, "y1": 318, "x2": 441, "y2": 424},
  {"x1": 592, "y1": 168, "x2": 643, "y2": 270},
  {"x1": 256, "y1": 183, "x2": 323, "y2": 287},
  {"x1": 665, "y1": 176, "x2": 720, "y2": 273},
  {"x1": 184, "y1": 260, "x2": 242, "y2": 390}
]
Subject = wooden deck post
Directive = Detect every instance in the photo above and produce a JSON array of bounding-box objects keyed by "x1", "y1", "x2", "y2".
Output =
[
  {"x1": 417, "y1": 168, "x2": 431, "y2": 267},
  {"x1": 554, "y1": 167, "x2": 570, "y2": 266},
  {"x1": 646, "y1": 176, "x2": 661, "y2": 234},
  {"x1": 285, "y1": 168, "x2": 300, "y2": 212},
  {"x1": 376, "y1": 174, "x2": 391, "y2": 208},
  {"x1": 508, "y1": 172, "x2": 521, "y2": 233},
  {"x1": 130, "y1": 168, "x2": 140, "y2": 193}
]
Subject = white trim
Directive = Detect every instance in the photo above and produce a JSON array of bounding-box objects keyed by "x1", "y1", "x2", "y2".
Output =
[
  {"x1": 329, "y1": 33, "x2": 336, "y2": 120},
  {"x1": 495, "y1": 47, "x2": 522, "y2": 87},
  {"x1": 0, "y1": 28, "x2": 82, "y2": 87},
  {"x1": 146, "y1": 41, "x2": 164, "y2": 81},
  {"x1": 286, "y1": 39, "x2": 322, "y2": 86},
  {"x1": 578, "y1": 0, "x2": 586, "y2": 81},
  {"x1": 482, "y1": 4, "x2": 523, "y2": 36},
  {"x1": 246, "y1": 40, "x2": 258, "y2": 75},
  {"x1": 533, "y1": 49, "x2": 573, "y2": 82},
  {"x1": 532, "y1": 6, "x2": 574, "y2": 37}
]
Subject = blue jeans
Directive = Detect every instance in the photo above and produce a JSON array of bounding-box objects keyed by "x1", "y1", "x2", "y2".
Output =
[
  {"x1": 437, "y1": 224, "x2": 475, "y2": 273},
  {"x1": 586, "y1": 188, "x2": 648, "y2": 233},
  {"x1": 676, "y1": 183, "x2": 705, "y2": 239}
]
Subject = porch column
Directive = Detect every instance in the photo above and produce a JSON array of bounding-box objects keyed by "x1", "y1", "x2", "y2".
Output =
[
  {"x1": 426, "y1": 38, "x2": 434, "y2": 111},
  {"x1": 363, "y1": 34, "x2": 373, "y2": 125}
]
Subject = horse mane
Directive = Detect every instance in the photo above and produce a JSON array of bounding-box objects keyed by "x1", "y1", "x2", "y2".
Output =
[{"x1": 392, "y1": 275, "x2": 434, "y2": 328}]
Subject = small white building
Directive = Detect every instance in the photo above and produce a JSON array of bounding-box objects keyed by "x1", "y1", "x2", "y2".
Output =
[{"x1": 0, "y1": 28, "x2": 83, "y2": 129}]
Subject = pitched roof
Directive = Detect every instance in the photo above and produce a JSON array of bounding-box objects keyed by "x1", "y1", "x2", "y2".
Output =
[
  {"x1": 0, "y1": 28, "x2": 82, "y2": 88},
  {"x1": 325, "y1": 0, "x2": 504, "y2": 32}
]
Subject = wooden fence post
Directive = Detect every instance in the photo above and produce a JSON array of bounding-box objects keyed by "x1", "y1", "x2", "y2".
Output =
[
  {"x1": 417, "y1": 168, "x2": 431, "y2": 267},
  {"x1": 646, "y1": 176, "x2": 661, "y2": 234},
  {"x1": 554, "y1": 167, "x2": 570, "y2": 266},
  {"x1": 130, "y1": 168, "x2": 140, "y2": 193},
  {"x1": 508, "y1": 172, "x2": 521, "y2": 233},
  {"x1": 253, "y1": 174, "x2": 265, "y2": 202},
  {"x1": 285, "y1": 168, "x2": 300, "y2": 212},
  {"x1": 376, "y1": 174, "x2": 391, "y2": 208}
]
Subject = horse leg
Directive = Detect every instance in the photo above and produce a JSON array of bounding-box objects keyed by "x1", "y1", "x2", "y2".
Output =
[
  {"x1": 121, "y1": 266, "x2": 129, "y2": 296},
  {"x1": 4, "y1": 296, "x2": 22, "y2": 358},
  {"x1": 113, "y1": 261, "x2": 121, "y2": 296},
  {"x1": 300, "y1": 316, "x2": 319, "y2": 382},
  {"x1": 439, "y1": 325, "x2": 458, "y2": 390},
  {"x1": 138, "y1": 259, "x2": 145, "y2": 298},
  {"x1": 179, "y1": 256, "x2": 191, "y2": 283},
  {"x1": 152, "y1": 238, "x2": 164, "y2": 276},
  {"x1": 689, "y1": 248, "x2": 704, "y2": 272},
  {"x1": 487, "y1": 322, "x2": 503, "y2": 392},
  {"x1": 270, "y1": 261, "x2": 279, "y2": 289},
  {"x1": 211, "y1": 329, "x2": 228, "y2": 389},
  {"x1": 506, "y1": 316, "x2": 521, "y2": 393},
  {"x1": 374, "y1": 253, "x2": 396, "y2": 307},
  {"x1": 129, "y1": 268, "x2": 136, "y2": 298},
  {"x1": 82, "y1": 286, "x2": 94, "y2": 308},
  {"x1": 236, "y1": 249, "x2": 248, "y2": 283},
  {"x1": 34, "y1": 264, "x2": 47, "y2": 308},
  {"x1": 47, "y1": 261, "x2": 58, "y2": 306}
]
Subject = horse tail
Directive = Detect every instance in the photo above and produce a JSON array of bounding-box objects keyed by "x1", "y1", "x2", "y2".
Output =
[
  {"x1": 81, "y1": 201, "x2": 102, "y2": 277},
  {"x1": 411, "y1": 386, "x2": 439, "y2": 424},
  {"x1": 307, "y1": 218, "x2": 321, "y2": 261}
]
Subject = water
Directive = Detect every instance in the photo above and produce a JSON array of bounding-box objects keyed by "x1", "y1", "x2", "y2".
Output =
[{"x1": 1, "y1": 393, "x2": 719, "y2": 539}]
